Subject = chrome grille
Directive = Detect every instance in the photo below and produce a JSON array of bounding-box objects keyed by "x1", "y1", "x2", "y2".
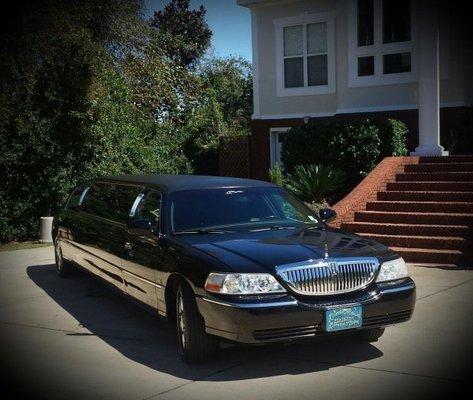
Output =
[{"x1": 275, "y1": 257, "x2": 379, "y2": 296}]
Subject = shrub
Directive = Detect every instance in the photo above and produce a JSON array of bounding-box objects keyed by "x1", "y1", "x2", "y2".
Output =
[
  {"x1": 441, "y1": 109, "x2": 473, "y2": 154},
  {"x1": 328, "y1": 119, "x2": 381, "y2": 182},
  {"x1": 285, "y1": 164, "x2": 345, "y2": 203},
  {"x1": 281, "y1": 122, "x2": 331, "y2": 172},
  {"x1": 381, "y1": 119, "x2": 408, "y2": 157},
  {"x1": 282, "y1": 119, "x2": 381, "y2": 186}
]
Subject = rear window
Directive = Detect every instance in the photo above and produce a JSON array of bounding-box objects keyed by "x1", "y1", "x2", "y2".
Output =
[{"x1": 81, "y1": 183, "x2": 143, "y2": 223}]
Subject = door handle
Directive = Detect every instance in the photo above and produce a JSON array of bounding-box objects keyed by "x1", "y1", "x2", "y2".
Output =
[{"x1": 124, "y1": 242, "x2": 133, "y2": 250}]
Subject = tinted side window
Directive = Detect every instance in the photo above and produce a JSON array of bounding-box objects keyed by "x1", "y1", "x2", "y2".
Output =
[
  {"x1": 135, "y1": 190, "x2": 162, "y2": 226},
  {"x1": 82, "y1": 183, "x2": 142, "y2": 223},
  {"x1": 80, "y1": 184, "x2": 107, "y2": 218},
  {"x1": 113, "y1": 185, "x2": 143, "y2": 222}
]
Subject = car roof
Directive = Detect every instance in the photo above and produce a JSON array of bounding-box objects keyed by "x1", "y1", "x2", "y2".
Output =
[{"x1": 97, "y1": 174, "x2": 276, "y2": 192}]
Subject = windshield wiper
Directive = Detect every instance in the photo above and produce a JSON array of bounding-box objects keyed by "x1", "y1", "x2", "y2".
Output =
[
  {"x1": 304, "y1": 224, "x2": 323, "y2": 230},
  {"x1": 249, "y1": 225, "x2": 297, "y2": 232},
  {"x1": 172, "y1": 228, "x2": 235, "y2": 235},
  {"x1": 298, "y1": 224, "x2": 325, "y2": 234}
]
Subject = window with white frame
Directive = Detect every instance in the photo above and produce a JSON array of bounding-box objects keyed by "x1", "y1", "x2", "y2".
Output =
[
  {"x1": 274, "y1": 13, "x2": 335, "y2": 97},
  {"x1": 348, "y1": 0, "x2": 416, "y2": 87}
]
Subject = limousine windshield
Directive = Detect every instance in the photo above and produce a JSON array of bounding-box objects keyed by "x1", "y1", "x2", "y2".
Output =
[{"x1": 169, "y1": 187, "x2": 320, "y2": 233}]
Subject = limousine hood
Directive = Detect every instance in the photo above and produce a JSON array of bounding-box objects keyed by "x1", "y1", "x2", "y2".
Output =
[{"x1": 180, "y1": 227, "x2": 396, "y2": 274}]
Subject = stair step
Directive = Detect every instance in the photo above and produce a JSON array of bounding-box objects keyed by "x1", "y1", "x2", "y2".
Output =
[
  {"x1": 341, "y1": 222, "x2": 472, "y2": 237},
  {"x1": 405, "y1": 162, "x2": 473, "y2": 172},
  {"x1": 387, "y1": 181, "x2": 473, "y2": 192},
  {"x1": 334, "y1": 155, "x2": 473, "y2": 266},
  {"x1": 357, "y1": 233, "x2": 469, "y2": 250},
  {"x1": 378, "y1": 190, "x2": 473, "y2": 202},
  {"x1": 354, "y1": 210, "x2": 473, "y2": 225},
  {"x1": 389, "y1": 247, "x2": 468, "y2": 266},
  {"x1": 419, "y1": 155, "x2": 473, "y2": 163},
  {"x1": 366, "y1": 201, "x2": 473, "y2": 213},
  {"x1": 396, "y1": 172, "x2": 473, "y2": 182}
]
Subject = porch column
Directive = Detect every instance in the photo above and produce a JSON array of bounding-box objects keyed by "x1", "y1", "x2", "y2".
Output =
[{"x1": 411, "y1": 0, "x2": 448, "y2": 156}]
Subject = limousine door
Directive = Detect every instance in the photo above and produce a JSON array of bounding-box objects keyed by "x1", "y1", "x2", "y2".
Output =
[
  {"x1": 122, "y1": 190, "x2": 169, "y2": 312},
  {"x1": 72, "y1": 183, "x2": 142, "y2": 292}
]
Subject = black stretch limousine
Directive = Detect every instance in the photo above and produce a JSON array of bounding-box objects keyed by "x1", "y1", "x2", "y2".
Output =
[{"x1": 53, "y1": 175, "x2": 416, "y2": 363}]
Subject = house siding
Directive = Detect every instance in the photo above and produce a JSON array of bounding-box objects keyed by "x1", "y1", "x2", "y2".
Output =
[
  {"x1": 253, "y1": 0, "x2": 471, "y2": 118},
  {"x1": 246, "y1": 0, "x2": 472, "y2": 179},
  {"x1": 255, "y1": 0, "x2": 338, "y2": 118}
]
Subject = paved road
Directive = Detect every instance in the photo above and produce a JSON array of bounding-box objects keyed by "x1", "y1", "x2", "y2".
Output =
[{"x1": 0, "y1": 247, "x2": 472, "y2": 400}]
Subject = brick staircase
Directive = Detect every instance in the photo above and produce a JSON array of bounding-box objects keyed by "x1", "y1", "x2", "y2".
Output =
[{"x1": 332, "y1": 155, "x2": 473, "y2": 267}]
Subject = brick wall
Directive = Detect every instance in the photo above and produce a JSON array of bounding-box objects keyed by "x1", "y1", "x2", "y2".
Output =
[
  {"x1": 249, "y1": 106, "x2": 472, "y2": 180},
  {"x1": 329, "y1": 156, "x2": 420, "y2": 228}
]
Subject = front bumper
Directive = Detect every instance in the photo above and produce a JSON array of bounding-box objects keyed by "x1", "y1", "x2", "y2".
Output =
[{"x1": 196, "y1": 277, "x2": 416, "y2": 343}]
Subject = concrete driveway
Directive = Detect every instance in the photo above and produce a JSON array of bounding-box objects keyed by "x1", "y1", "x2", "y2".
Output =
[{"x1": 0, "y1": 247, "x2": 472, "y2": 400}]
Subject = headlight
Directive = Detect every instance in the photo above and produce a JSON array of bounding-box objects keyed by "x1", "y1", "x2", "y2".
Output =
[
  {"x1": 205, "y1": 273, "x2": 286, "y2": 295},
  {"x1": 376, "y1": 257, "x2": 408, "y2": 282}
]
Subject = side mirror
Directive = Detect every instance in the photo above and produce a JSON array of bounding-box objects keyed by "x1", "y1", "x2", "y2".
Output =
[
  {"x1": 127, "y1": 219, "x2": 156, "y2": 236},
  {"x1": 319, "y1": 208, "x2": 337, "y2": 223}
]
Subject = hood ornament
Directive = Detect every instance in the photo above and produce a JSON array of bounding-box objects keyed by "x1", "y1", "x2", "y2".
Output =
[{"x1": 324, "y1": 243, "x2": 329, "y2": 259}]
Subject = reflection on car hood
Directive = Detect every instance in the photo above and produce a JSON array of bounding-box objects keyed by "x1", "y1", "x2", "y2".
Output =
[{"x1": 179, "y1": 227, "x2": 396, "y2": 273}]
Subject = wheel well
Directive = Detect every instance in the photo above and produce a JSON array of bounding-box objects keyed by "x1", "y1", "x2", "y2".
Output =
[{"x1": 165, "y1": 274, "x2": 190, "y2": 322}]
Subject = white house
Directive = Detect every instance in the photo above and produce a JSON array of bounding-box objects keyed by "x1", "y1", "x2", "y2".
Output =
[{"x1": 237, "y1": 0, "x2": 472, "y2": 180}]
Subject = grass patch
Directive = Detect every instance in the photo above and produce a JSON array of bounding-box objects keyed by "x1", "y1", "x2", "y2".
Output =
[{"x1": 0, "y1": 241, "x2": 53, "y2": 252}]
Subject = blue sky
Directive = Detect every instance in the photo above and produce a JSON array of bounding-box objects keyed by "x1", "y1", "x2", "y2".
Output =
[{"x1": 144, "y1": 0, "x2": 252, "y2": 61}]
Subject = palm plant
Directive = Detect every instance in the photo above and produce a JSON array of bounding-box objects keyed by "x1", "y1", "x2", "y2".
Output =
[
  {"x1": 268, "y1": 164, "x2": 284, "y2": 187},
  {"x1": 285, "y1": 164, "x2": 345, "y2": 203}
]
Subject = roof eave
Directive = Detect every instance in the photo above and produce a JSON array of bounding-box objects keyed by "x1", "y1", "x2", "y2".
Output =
[{"x1": 237, "y1": 0, "x2": 267, "y2": 7}]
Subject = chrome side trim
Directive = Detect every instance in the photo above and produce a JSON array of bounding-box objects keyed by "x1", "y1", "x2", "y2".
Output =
[
  {"x1": 129, "y1": 193, "x2": 145, "y2": 217},
  {"x1": 67, "y1": 242, "x2": 165, "y2": 289},
  {"x1": 201, "y1": 297, "x2": 298, "y2": 309},
  {"x1": 78, "y1": 187, "x2": 90, "y2": 205},
  {"x1": 122, "y1": 269, "x2": 165, "y2": 289}
]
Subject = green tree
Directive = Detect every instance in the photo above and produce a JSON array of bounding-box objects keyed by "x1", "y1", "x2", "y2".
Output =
[
  {"x1": 0, "y1": 0, "x2": 253, "y2": 242},
  {"x1": 198, "y1": 56, "x2": 253, "y2": 132},
  {"x1": 149, "y1": 0, "x2": 212, "y2": 68},
  {"x1": 87, "y1": 63, "x2": 192, "y2": 177},
  {"x1": 183, "y1": 56, "x2": 253, "y2": 174},
  {"x1": 124, "y1": 0, "x2": 213, "y2": 124},
  {"x1": 0, "y1": 0, "x2": 192, "y2": 242},
  {"x1": 122, "y1": 30, "x2": 201, "y2": 124}
]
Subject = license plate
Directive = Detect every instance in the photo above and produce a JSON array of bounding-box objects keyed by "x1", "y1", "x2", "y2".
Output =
[{"x1": 325, "y1": 305, "x2": 363, "y2": 332}]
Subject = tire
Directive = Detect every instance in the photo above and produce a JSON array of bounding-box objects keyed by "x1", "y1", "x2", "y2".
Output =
[
  {"x1": 54, "y1": 238, "x2": 74, "y2": 278},
  {"x1": 359, "y1": 327, "x2": 385, "y2": 342},
  {"x1": 176, "y1": 282, "x2": 217, "y2": 363}
]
